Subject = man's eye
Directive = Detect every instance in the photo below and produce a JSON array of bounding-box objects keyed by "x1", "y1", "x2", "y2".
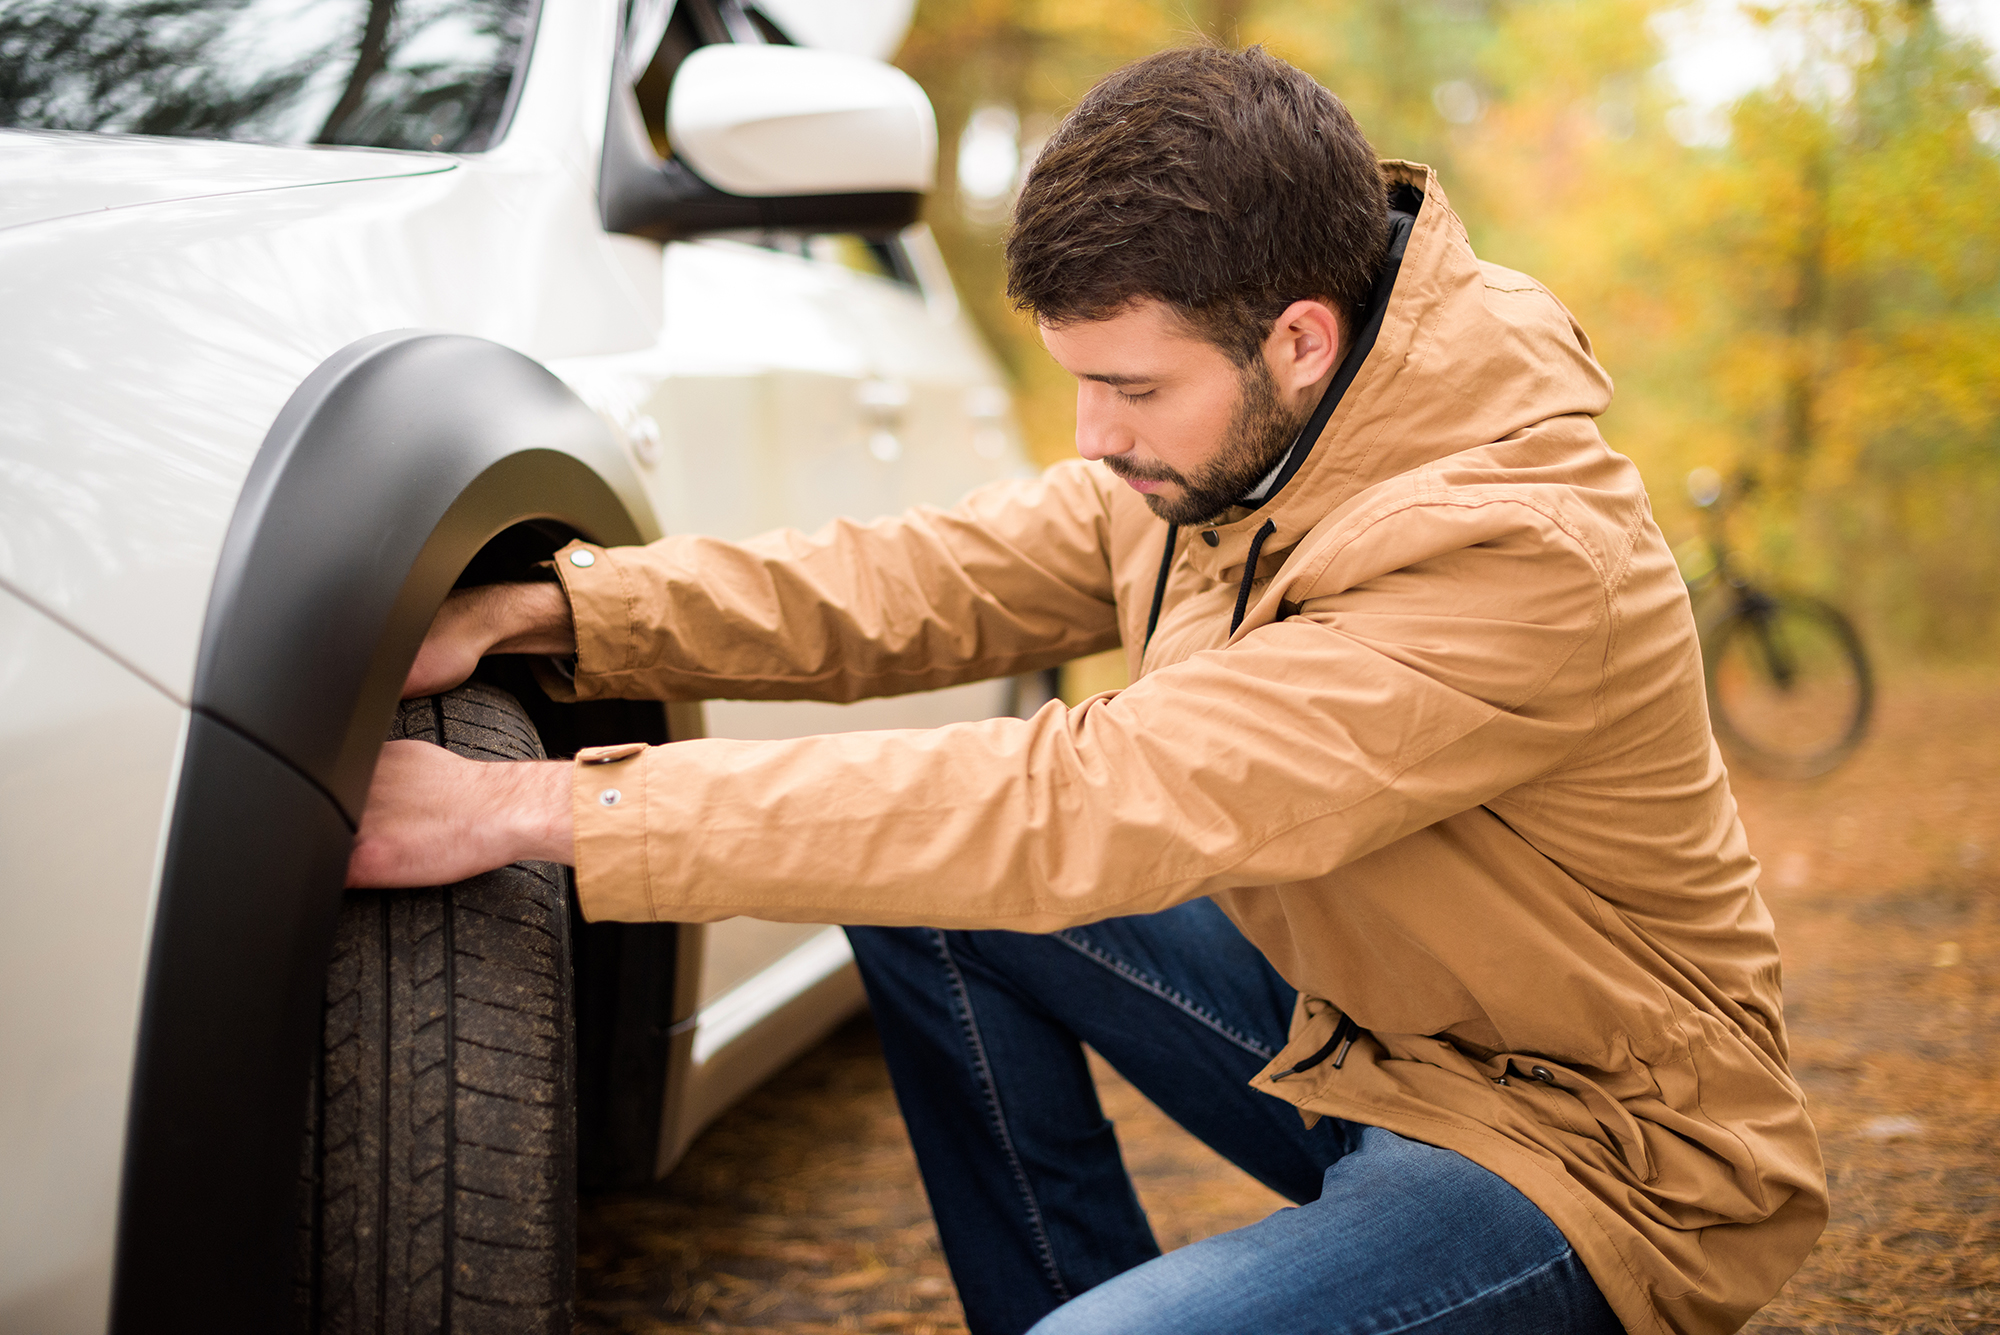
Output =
[{"x1": 1114, "y1": 388, "x2": 1156, "y2": 404}]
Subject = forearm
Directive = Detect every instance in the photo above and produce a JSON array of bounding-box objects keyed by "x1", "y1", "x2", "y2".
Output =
[
  {"x1": 485, "y1": 580, "x2": 574, "y2": 654},
  {"x1": 404, "y1": 580, "x2": 574, "y2": 697},
  {"x1": 554, "y1": 468, "x2": 1124, "y2": 705},
  {"x1": 564, "y1": 619, "x2": 1596, "y2": 929}
]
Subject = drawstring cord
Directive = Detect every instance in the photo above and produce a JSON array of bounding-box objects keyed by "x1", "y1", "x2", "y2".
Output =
[
  {"x1": 1142, "y1": 524, "x2": 1179, "y2": 651},
  {"x1": 1273, "y1": 1013, "x2": 1361, "y2": 1079},
  {"x1": 1229, "y1": 519, "x2": 1278, "y2": 636},
  {"x1": 1143, "y1": 516, "x2": 1278, "y2": 657},
  {"x1": 1132, "y1": 206, "x2": 1414, "y2": 662}
]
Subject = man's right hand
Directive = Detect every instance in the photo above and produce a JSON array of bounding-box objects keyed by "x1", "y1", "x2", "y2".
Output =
[{"x1": 404, "y1": 581, "x2": 578, "y2": 698}]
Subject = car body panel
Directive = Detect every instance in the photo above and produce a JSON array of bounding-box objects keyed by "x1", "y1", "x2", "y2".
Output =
[
  {"x1": 0, "y1": 130, "x2": 453, "y2": 234},
  {"x1": 659, "y1": 923, "x2": 866, "y2": 1171},
  {"x1": 0, "y1": 150, "x2": 676, "y2": 702},
  {"x1": 699, "y1": 918, "x2": 839, "y2": 1007},
  {"x1": 0, "y1": 587, "x2": 184, "y2": 1335},
  {"x1": 0, "y1": 0, "x2": 644, "y2": 699},
  {"x1": 0, "y1": 178, "x2": 1015, "y2": 723},
  {"x1": 550, "y1": 229, "x2": 1022, "y2": 547}
]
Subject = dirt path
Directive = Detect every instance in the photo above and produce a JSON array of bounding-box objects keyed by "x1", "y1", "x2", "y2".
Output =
[
  {"x1": 576, "y1": 672, "x2": 1999, "y2": 1334},
  {"x1": 1732, "y1": 673, "x2": 1998, "y2": 1333}
]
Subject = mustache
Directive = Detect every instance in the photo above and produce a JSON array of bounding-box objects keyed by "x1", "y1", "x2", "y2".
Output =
[{"x1": 1100, "y1": 454, "x2": 1186, "y2": 485}]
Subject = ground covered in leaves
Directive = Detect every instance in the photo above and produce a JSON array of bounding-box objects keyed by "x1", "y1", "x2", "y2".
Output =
[{"x1": 576, "y1": 672, "x2": 1999, "y2": 1334}]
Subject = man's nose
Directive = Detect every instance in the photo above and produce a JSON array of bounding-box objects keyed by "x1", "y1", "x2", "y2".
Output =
[{"x1": 1073, "y1": 384, "x2": 1132, "y2": 462}]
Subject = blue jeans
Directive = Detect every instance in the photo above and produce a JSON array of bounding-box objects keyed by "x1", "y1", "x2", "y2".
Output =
[{"x1": 846, "y1": 901, "x2": 1625, "y2": 1335}]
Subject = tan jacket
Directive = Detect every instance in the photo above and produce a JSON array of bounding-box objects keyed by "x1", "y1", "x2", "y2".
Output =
[{"x1": 551, "y1": 163, "x2": 1826, "y2": 1335}]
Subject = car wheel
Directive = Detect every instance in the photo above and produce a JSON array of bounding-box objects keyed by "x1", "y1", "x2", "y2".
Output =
[{"x1": 297, "y1": 681, "x2": 576, "y2": 1334}]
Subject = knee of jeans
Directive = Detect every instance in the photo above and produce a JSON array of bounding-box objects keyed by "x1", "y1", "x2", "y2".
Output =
[
  {"x1": 1022, "y1": 1293, "x2": 1117, "y2": 1335},
  {"x1": 1021, "y1": 1254, "x2": 1233, "y2": 1335}
]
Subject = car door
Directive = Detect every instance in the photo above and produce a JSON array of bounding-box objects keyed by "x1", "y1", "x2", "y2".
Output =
[{"x1": 548, "y1": 0, "x2": 1032, "y2": 1172}]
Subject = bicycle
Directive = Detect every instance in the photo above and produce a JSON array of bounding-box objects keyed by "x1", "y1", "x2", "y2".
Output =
[{"x1": 1679, "y1": 468, "x2": 1874, "y2": 779}]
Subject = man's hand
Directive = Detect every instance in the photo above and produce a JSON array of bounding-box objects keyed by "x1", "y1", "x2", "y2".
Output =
[
  {"x1": 405, "y1": 581, "x2": 577, "y2": 698},
  {"x1": 346, "y1": 741, "x2": 576, "y2": 887}
]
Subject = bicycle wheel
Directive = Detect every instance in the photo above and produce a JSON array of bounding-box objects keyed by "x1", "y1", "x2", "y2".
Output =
[{"x1": 1703, "y1": 590, "x2": 1873, "y2": 779}]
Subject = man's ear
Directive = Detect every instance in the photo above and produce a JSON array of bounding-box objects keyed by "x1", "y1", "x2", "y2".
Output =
[{"x1": 1262, "y1": 299, "x2": 1343, "y2": 400}]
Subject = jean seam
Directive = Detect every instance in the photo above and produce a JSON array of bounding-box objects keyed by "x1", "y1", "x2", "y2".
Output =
[
  {"x1": 1364, "y1": 1246, "x2": 1579, "y2": 1335},
  {"x1": 1051, "y1": 930, "x2": 1278, "y2": 1060},
  {"x1": 931, "y1": 929, "x2": 1073, "y2": 1303}
]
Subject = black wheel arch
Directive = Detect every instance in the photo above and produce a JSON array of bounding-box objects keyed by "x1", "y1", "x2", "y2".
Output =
[{"x1": 112, "y1": 330, "x2": 686, "y2": 1333}]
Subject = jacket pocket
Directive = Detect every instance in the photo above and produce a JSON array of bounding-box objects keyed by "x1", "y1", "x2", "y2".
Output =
[{"x1": 1502, "y1": 1053, "x2": 1658, "y2": 1183}]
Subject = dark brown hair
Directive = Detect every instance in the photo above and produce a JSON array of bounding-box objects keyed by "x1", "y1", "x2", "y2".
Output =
[{"x1": 1006, "y1": 46, "x2": 1388, "y2": 364}]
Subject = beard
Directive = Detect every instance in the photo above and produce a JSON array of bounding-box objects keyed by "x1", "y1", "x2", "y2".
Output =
[{"x1": 1101, "y1": 360, "x2": 1313, "y2": 526}]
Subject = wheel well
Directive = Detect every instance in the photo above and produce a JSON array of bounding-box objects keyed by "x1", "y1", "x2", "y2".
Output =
[{"x1": 114, "y1": 332, "x2": 675, "y2": 1332}]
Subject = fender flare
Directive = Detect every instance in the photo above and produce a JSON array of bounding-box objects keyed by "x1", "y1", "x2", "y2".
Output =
[{"x1": 111, "y1": 331, "x2": 658, "y2": 1333}]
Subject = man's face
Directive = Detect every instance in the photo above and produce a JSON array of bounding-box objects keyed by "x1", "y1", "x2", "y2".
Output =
[{"x1": 1039, "y1": 298, "x2": 1342, "y2": 526}]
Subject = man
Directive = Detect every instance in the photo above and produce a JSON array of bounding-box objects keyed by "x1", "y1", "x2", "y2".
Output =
[{"x1": 351, "y1": 46, "x2": 1825, "y2": 1335}]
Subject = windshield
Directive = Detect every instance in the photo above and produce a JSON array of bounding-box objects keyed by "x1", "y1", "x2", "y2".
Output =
[{"x1": 0, "y1": 0, "x2": 538, "y2": 152}]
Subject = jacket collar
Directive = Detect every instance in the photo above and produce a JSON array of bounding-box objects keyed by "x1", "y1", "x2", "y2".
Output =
[
  {"x1": 1242, "y1": 187, "x2": 1421, "y2": 512},
  {"x1": 1182, "y1": 162, "x2": 1477, "y2": 582}
]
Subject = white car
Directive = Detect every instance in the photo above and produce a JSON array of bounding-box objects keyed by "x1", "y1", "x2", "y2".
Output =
[{"x1": 0, "y1": 2, "x2": 1033, "y2": 1330}]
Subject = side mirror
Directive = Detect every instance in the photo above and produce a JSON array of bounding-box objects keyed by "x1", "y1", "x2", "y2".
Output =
[
  {"x1": 672, "y1": 45, "x2": 935, "y2": 196},
  {"x1": 600, "y1": 44, "x2": 936, "y2": 241}
]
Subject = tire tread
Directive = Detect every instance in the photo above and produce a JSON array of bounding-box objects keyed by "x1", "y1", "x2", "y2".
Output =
[{"x1": 300, "y1": 682, "x2": 575, "y2": 1335}]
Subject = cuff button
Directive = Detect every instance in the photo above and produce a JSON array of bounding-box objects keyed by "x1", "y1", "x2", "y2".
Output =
[
  {"x1": 569, "y1": 549, "x2": 597, "y2": 568},
  {"x1": 598, "y1": 788, "x2": 622, "y2": 806}
]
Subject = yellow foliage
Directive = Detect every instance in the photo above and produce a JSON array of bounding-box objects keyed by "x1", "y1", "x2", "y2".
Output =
[{"x1": 897, "y1": 0, "x2": 2000, "y2": 657}]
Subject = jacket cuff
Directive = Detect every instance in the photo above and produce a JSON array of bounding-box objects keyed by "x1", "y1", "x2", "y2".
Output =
[
  {"x1": 571, "y1": 742, "x2": 657, "y2": 922},
  {"x1": 552, "y1": 539, "x2": 636, "y2": 699}
]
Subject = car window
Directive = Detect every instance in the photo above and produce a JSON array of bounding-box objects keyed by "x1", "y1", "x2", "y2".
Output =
[{"x1": 0, "y1": 0, "x2": 538, "y2": 152}]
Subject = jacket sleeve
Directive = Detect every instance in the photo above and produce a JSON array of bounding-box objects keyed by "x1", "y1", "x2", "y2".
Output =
[
  {"x1": 568, "y1": 502, "x2": 1616, "y2": 927},
  {"x1": 551, "y1": 461, "x2": 1124, "y2": 703}
]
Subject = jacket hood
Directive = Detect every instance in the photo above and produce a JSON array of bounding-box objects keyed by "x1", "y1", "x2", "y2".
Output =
[{"x1": 1182, "y1": 162, "x2": 1616, "y2": 586}]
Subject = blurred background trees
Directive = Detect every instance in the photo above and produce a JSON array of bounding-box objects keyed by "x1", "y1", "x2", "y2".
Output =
[{"x1": 894, "y1": 0, "x2": 2000, "y2": 662}]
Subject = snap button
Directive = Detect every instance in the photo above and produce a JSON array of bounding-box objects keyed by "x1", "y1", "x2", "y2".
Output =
[
  {"x1": 569, "y1": 549, "x2": 597, "y2": 568},
  {"x1": 1530, "y1": 1065, "x2": 1556, "y2": 1084},
  {"x1": 598, "y1": 788, "x2": 622, "y2": 806},
  {"x1": 1201, "y1": 530, "x2": 1219, "y2": 547}
]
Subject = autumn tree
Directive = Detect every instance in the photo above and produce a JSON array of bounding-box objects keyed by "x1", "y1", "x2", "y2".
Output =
[{"x1": 897, "y1": 0, "x2": 2000, "y2": 657}]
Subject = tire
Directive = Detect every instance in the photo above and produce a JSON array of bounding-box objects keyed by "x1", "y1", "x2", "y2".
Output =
[
  {"x1": 297, "y1": 682, "x2": 576, "y2": 1334},
  {"x1": 1703, "y1": 590, "x2": 1873, "y2": 780}
]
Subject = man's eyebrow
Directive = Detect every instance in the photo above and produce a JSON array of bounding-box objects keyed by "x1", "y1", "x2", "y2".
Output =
[{"x1": 1081, "y1": 372, "x2": 1158, "y2": 387}]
